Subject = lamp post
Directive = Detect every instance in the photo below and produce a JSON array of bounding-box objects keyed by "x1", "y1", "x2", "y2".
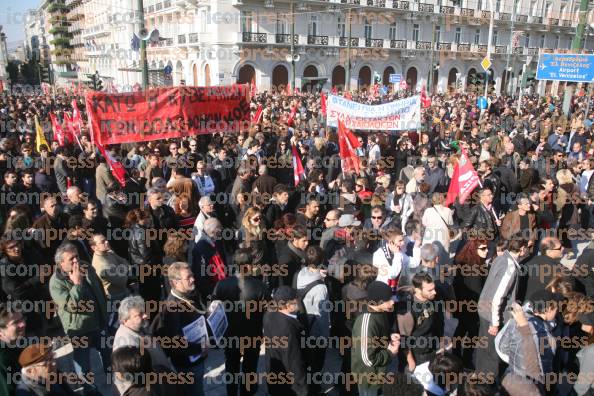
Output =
[
  {"x1": 484, "y1": 0, "x2": 494, "y2": 98},
  {"x1": 137, "y1": 0, "x2": 148, "y2": 90},
  {"x1": 345, "y1": 7, "x2": 352, "y2": 92},
  {"x1": 428, "y1": 17, "x2": 436, "y2": 95},
  {"x1": 290, "y1": 0, "x2": 295, "y2": 91},
  {"x1": 504, "y1": 0, "x2": 517, "y2": 95}
]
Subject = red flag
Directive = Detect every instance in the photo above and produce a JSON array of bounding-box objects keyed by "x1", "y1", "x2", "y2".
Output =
[
  {"x1": 291, "y1": 143, "x2": 305, "y2": 186},
  {"x1": 344, "y1": 91, "x2": 352, "y2": 100},
  {"x1": 49, "y1": 113, "x2": 65, "y2": 146},
  {"x1": 421, "y1": 86, "x2": 432, "y2": 108},
  {"x1": 445, "y1": 148, "x2": 480, "y2": 206},
  {"x1": 337, "y1": 120, "x2": 361, "y2": 174},
  {"x1": 71, "y1": 100, "x2": 82, "y2": 133},
  {"x1": 331, "y1": 86, "x2": 338, "y2": 95},
  {"x1": 252, "y1": 104, "x2": 263, "y2": 124},
  {"x1": 321, "y1": 93, "x2": 327, "y2": 116},
  {"x1": 97, "y1": 144, "x2": 127, "y2": 187},
  {"x1": 286, "y1": 83, "x2": 292, "y2": 96}
]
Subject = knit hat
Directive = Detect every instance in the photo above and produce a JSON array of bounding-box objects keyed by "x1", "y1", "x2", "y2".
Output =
[
  {"x1": 19, "y1": 343, "x2": 52, "y2": 368},
  {"x1": 366, "y1": 281, "x2": 393, "y2": 305}
]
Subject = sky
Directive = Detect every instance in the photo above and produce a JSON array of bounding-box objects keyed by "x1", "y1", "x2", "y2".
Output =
[{"x1": 1, "y1": 0, "x2": 40, "y2": 49}]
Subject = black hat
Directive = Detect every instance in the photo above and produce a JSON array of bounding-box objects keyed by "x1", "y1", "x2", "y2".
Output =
[
  {"x1": 272, "y1": 286, "x2": 297, "y2": 303},
  {"x1": 366, "y1": 281, "x2": 393, "y2": 305},
  {"x1": 528, "y1": 289, "x2": 565, "y2": 313}
]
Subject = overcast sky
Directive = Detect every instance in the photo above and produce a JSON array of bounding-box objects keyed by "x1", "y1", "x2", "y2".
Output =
[{"x1": 2, "y1": 0, "x2": 40, "y2": 49}]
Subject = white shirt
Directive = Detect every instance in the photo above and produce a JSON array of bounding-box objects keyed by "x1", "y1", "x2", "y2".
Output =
[
  {"x1": 373, "y1": 243, "x2": 421, "y2": 284},
  {"x1": 580, "y1": 169, "x2": 594, "y2": 194}
]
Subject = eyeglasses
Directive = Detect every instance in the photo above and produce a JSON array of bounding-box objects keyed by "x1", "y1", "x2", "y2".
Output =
[
  {"x1": 355, "y1": 184, "x2": 364, "y2": 188},
  {"x1": 371, "y1": 216, "x2": 383, "y2": 220}
]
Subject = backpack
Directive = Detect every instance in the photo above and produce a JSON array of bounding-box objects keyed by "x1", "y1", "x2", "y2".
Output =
[{"x1": 292, "y1": 272, "x2": 326, "y2": 333}]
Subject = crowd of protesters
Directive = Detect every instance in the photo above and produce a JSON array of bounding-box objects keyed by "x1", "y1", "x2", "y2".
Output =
[{"x1": 0, "y1": 83, "x2": 593, "y2": 396}]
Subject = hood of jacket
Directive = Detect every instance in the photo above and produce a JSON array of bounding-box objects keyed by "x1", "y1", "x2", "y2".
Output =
[{"x1": 296, "y1": 266, "x2": 323, "y2": 289}]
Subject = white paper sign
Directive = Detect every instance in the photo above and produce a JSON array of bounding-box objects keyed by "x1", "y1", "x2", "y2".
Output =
[
  {"x1": 182, "y1": 315, "x2": 208, "y2": 363},
  {"x1": 207, "y1": 301, "x2": 228, "y2": 345}
]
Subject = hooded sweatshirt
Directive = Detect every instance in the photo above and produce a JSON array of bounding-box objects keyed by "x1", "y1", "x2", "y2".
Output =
[{"x1": 296, "y1": 267, "x2": 330, "y2": 338}]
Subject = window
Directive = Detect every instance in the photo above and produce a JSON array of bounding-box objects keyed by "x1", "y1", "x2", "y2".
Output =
[
  {"x1": 474, "y1": 28, "x2": 480, "y2": 44},
  {"x1": 413, "y1": 24, "x2": 419, "y2": 41},
  {"x1": 240, "y1": 11, "x2": 253, "y2": 33},
  {"x1": 496, "y1": 0, "x2": 501, "y2": 11},
  {"x1": 389, "y1": 22, "x2": 397, "y2": 40},
  {"x1": 434, "y1": 25, "x2": 441, "y2": 43},
  {"x1": 364, "y1": 18, "x2": 373, "y2": 39},
  {"x1": 492, "y1": 30, "x2": 498, "y2": 45},
  {"x1": 525, "y1": 33, "x2": 530, "y2": 47},
  {"x1": 540, "y1": 34, "x2": 545, "y2": 47},
  {"x1": 338, "y1": 16, "x2": 345, "y2": 37},
  {"x1": 276, "y1": 14, "x2": 286, "y2": 34},
  {"x1": 308, "y1": 15, "x2": 318, "y2": 36},
  {"x1": 478, "y1": 0, "x2": 483, "y2": 10},
  {"x1": 201, "y1": 6, "x2": 211, "y2": 33},
  {"x1": 455, "y1": 27, "x2": 461, "y2": 43}
]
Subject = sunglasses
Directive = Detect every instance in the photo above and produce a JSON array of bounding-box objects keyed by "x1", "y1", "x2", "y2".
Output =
[
  {"x1": 371, "y1": 216, "x2": 383, "y2": 220},
  {"x1": 251, "y1": 217, "x2": 261, "y2": 222}
]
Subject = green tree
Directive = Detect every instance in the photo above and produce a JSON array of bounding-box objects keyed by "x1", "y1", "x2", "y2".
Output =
[
  {"x1": 20, "y1": 60, "x2": 40, "y2": 85},
  {"x1": 6, "y1": 61, "x2": 19, "y2": 83}
]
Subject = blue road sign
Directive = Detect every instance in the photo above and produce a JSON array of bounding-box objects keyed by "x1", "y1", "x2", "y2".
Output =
[
  {"x1": 477, "y1": 96, "x2": 488, "y2": 110},
  {"x1": 389, "y1": 74, "x2": 402, "y2": 84},
  {"x1": 536, "y1": 53, "x2": 594, "y2": 83},
  {"x1": 164, "y1": 65, "x2": 173, "y2": 75}
]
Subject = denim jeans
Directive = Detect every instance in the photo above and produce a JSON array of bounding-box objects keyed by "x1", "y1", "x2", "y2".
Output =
[{"x1": 357, "y1": 384, "x2": 379, "y2": 396}]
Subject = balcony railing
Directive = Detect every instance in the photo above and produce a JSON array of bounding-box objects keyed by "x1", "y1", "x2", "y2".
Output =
[
  {"x1": 562, "y1": 19, "x2": 571, "y2": 27},
  {"x1": 416, "y1": 41, "x2": 432, "y2": 50},
  {"x1": 530, "y1": 16, "x2": 543, "y2": 23},
  {"x1": 495, "y1": 45, "x2": 507, "y2": 54},
  {"x1": 340, "y1": 0, "x2": 360, "y2": 3},
  {"x1": 340, "y1": 37, "x2": 359, "y2": 46},
  {"x1": 367, "y1": 0, "x2": 386, "y2": 6},
  {"x1": 477, "y1": 44, "x2": 488, "y2": 52},
  {"x1": 548, "y1": 18, "x2": 559, "y2": 25},
  {"x1": 392, "y1": 0, "x2": 410, "y2": 9},
  {"x1": 308, "y1": 35, "x2": 329, "y2": 45},
  {"x1": 242, "y1": 32, "x2": 267, "y2": 43},
  {"x1": 155, "y1": 2, "x2": 163, "y2": 11},
  {"x1": 365, "y1": 38, "x2": 384, "y2": 47},
  {"x1": 461, "y1": 8, "x2": 474, "y2": 16},
  {"x1": 527, "y1": 47, "x2": 539, "y2": 55},
  {"x1": 500, "y1": 12, "x2": 511, "y2": 20},
  {"x1": 418, "y1": 3, "x2": 434, "y2": 12},
  {"x1": 276, "y1": 34, "x2": 298, "y2": 44},
  {"x1": 441, "y1": 5, "x2": 455, "y2": 14},
  {"x1": 437, "y1": 42, "x2": 452, "y2": 50},
  {"x1": 189, "y1": 33, "x2": 198, "y2": 43},
  {"x1": 481, "y1": 10, "x2": 491, "y2": 19},
  {"x1": 516, "y1": 14, "x2": 528, "y2": 22},
  {"x1": 457, "y1": 43, "x2": 471, "y2": 51},
  {"x1": 513, "y1": 46, "x2": 523, "y2": 54},
  {"x1": 390, "y1": 39, "x2": 406, "y2": 48},
  {"x1": 178, "y1": 34, "x2": 186, "y2": 44}
]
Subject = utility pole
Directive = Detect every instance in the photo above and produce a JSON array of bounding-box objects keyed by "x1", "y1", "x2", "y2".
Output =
[
  {"x1": 571, "y1": 0, "x2": 589, "y2": 50},
  {"x1": 345, "y1": 7, "x2": 352, "y2": 92},
  {"x1": 485, "y1": 0, "x2": 494, "y2": 98},
  {"x1": 504, "y1": 0, "x2": 516, "y2": 95},
  {"x1": 428, "y1": 17, "x2": 436, "y2": 95},
  {"x1": 138, "y1": 0, "x2": 149, "y2": 90},
  {"x1": 290, "y1": 0, "x2": 296, "y2": 92}
]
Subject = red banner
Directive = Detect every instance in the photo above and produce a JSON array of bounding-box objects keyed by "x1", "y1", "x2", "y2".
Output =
[
  {"x1": 445, "y1": 148, "x2": 480, "y2": 206},
  {"x1": 86, "y1": 85, "x2": 251, "y2": 145},
  {"x1": 338, "y1": 119, "x2": 362, "y2": 174}
]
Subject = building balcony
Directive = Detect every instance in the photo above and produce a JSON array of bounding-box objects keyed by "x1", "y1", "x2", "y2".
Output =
[
  {"x1": 392, "y1": 0, "x2": 410, "y2": 9},
  {"x1": 390, "y1": 39, "x2": 406, "y2": 49},
  {"x1": 340, "y1": 0, "x2": 361, "y2": 3},
  {"x1": 308, "y1": 35, "x2": 329, "y2": 45},
  {"x1": 365, "y1": 38, "x2": 384, "y2": 48},
  {"x1": 476, "y1": 44, "x2": 488, "y2": 52},
  {"x1": 276, "y1": 34, "x2": 298, "y2": 44},
  {"x1": 480, "y1": 10, "x2": 491, "y2": 19},
  {"x1": 440, "y1": 5, "x2": 455, "y2": 15},
  {"x1": 242, "y1": 32, "x2": 267, "y2": 43},
  {"x1": 529, "y1": 16, "x2": 543, "y2": 24},
  {"x1": 547, "y1": 18, "x2": 559, "y2": 25},
  {"x1": 527, "y1": 47, "x2": 539, "y2": 55},
  {"x1": 178, "y1": 34, "x2": 186, "y2": 44},
  {"x1": 513, "y1": 46, "x2": 523, "y2": 54},
  {"x1": 418, "y1": 3, "x2": 434, "y2": 12},
  {"x1": 437, "y1": 42, "x2": 451, "y2": 50},
  {"x1": 457, "y1": 43, "x2": 471, "y2": 51},
  {"x1": 562, "y1": 19, "x2": 571, "y2": 27},
  {"x1": 416, "y1": 41, "x2": 432, "y2": 50},
  {"x1": 461, "y1": 8, "x2": 474, "y2": 17},
  {"x1": 516, "y1": 14, "x2": 528, "y2": 22},
  {"x1": 340, "y1": 37, "x2": 359, "y2": 46},
  {"x1": 189, "y1": 33, "x2": 198, "y2": 43},
  {"x1": 366, "y1": 0, "x2": 386, "y2": 6},
  {"x1": 499, "y1": 12, "x2": 511, "y2": 20},
  {"x1": 495, "y1": 45, "x2": 507, "y2": 54}
]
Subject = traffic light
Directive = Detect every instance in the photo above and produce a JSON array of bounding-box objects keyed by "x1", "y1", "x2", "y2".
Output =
[
  {"x1": 40, "y1": 65, "x2": 51, "y2": 83},
  {"x1": 86, "y1": 72, "x2": 104, "y2": 91}
]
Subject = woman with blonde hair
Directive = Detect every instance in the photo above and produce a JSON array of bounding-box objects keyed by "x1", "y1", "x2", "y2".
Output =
[
  {"x1": 556, "y1": 168, "x2": 579, "y2": 257},
  {"x1": 239, "y1": 207, "x2": 269, "y2": 265}
]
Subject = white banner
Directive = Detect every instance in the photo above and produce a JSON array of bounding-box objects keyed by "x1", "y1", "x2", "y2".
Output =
[{"x1": 326, "y1": 95, "x2": 421, "y2": 130}]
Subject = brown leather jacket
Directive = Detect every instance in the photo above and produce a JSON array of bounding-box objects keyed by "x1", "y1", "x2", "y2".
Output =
[{"x1": 500, "y1": 210, "x2": 536, "y2": 242}]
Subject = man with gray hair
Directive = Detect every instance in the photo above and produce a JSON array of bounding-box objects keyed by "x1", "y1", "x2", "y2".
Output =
[
  {"x1": 113, "y1": 295, "x2": 173, "y2": 396},
  {"x1": 192, "y1": 218, "x2": 226, "y2": 304},
  {"x1": 49, "y1": 242, "x2": 109, "y2": 383},
  {"x1": 252, "y1": 164, "x2": 277, "y2": 196},
  {"x1": 64, "y1": 186, "x2": 85, "y2": 216},
  {"x1": 398, "y1": 243, "x2": 452, "y2": 301},
  {"x1": 192, "y1": 196, "x2": 217, "y2": 243}
]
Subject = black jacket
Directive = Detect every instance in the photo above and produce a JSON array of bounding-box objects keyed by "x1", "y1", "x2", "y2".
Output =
[
  {"x1": 573, "y1": 243, "x2": 594, "y2": 297},
  {"x1": 521, "y1": 254, "x2": 574, "y2": 302},
  {"x1": 212, "y1": 275, "x2": 269, "y2": 337},
  {"x1": 461, "y1": 204, "x2": 498, "y2": 241},
  {"x1": 128, "y1": 224, "x2": 162, "y2": 266},
  {"x1": 263, "y1": 311, "x2": 309, "y2": 396},
  {"x1": 275, "y1": 243, "x2": 306, "y2": 290}
]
